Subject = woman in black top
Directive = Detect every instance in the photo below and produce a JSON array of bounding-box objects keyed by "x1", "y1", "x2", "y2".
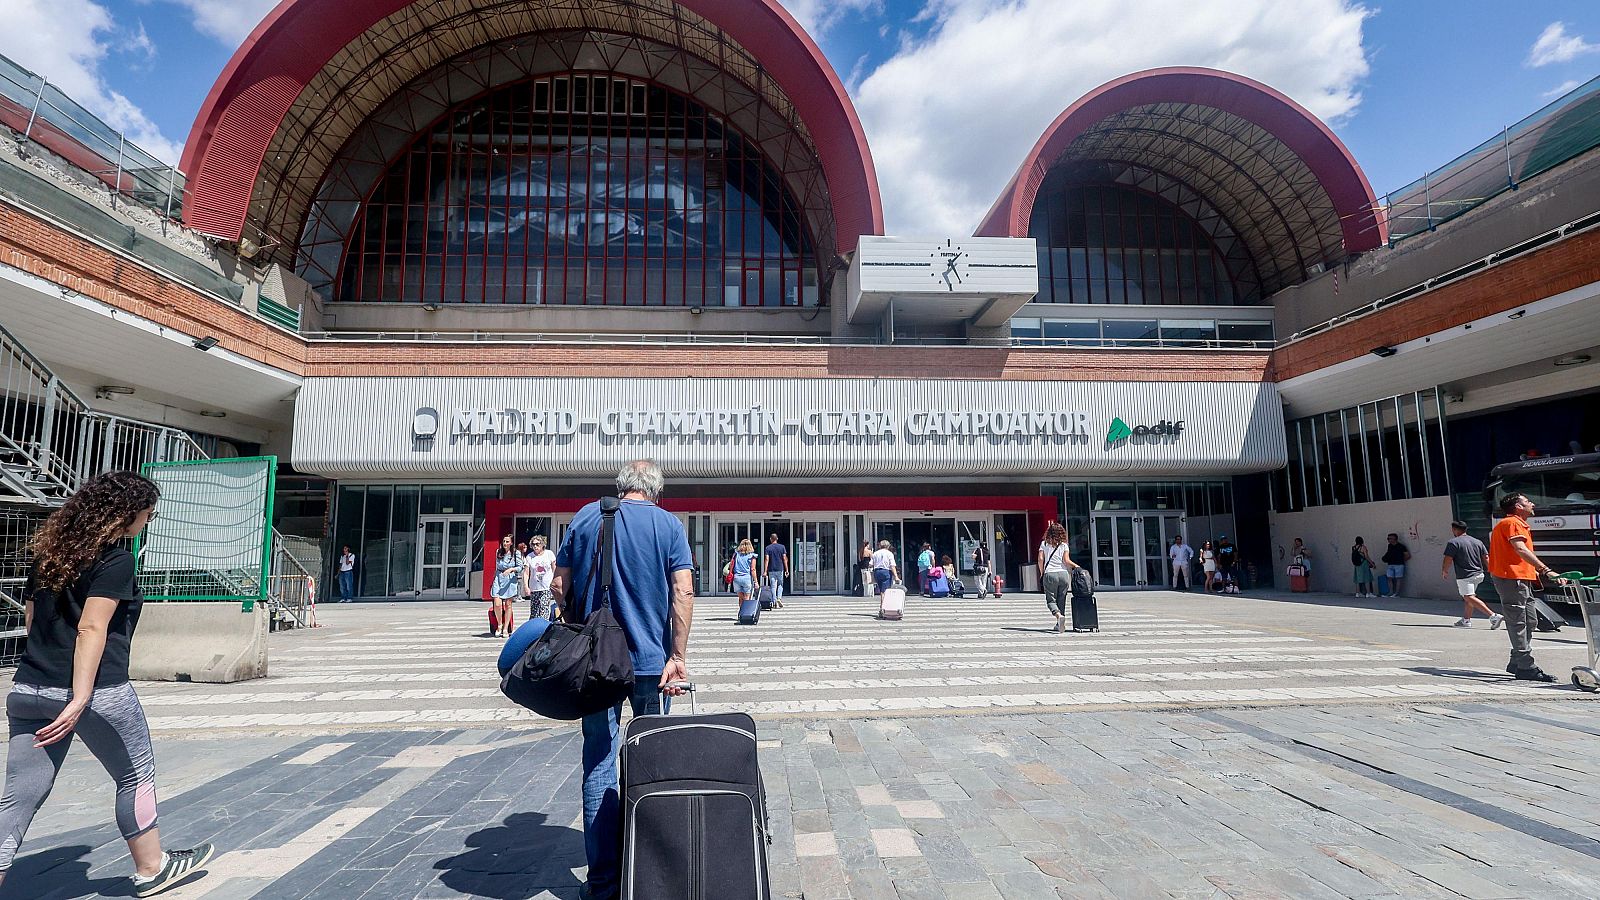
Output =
[{"x1": 0, "y1": 472, "x2": 213, "y2": 896}]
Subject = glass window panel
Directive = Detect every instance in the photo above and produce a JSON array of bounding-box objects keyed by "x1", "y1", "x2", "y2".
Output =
[
  {"x1": 421, "y1": 486, "x2": 474, "y2": 516},
  {"x1": 362, "y1": 486, "x2": 392, "y2": 597},
  {"x1": 389, "y1": 486, "x2": 419, "y2": 595},
  {"x1": 1041, "y1": 319, "x2": 1099, "y2": 342},
  {"x1": 1092, "y1": 484, "x2": 1136, "y2": 511},
  {"x1": 1159, "y1": 319, "x2": 1217, "y2": 345},
  {"x1": 1011, "y1": 318, "x2": 1041, "y2": 341},
  {"x1": 1102, "y1": 319, "x2": 1159, "y2": 346},
  {"x1": 1219, "y1": 321, "x2": 1273, "y2": 345}
]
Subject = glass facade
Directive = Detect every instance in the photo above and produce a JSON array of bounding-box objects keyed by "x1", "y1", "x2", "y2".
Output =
[
  {"x1": 1030, "y1": 180, "x2": 1245, "y2": 306},
  {"x1": 332, "y1": 484, "x2": 500, "y2": 596},
  {"x1": 1273, "y1": 390, "x2": 1451, "y2": 512},
  {"x1": 1010, "y1": 317, "x2": 1273, "y2": 348},
  {"x1": 338, "y1": 73, "x2": 818, "y2": 307}
]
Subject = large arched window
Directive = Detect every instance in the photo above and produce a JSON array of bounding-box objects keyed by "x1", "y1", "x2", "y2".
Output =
[
  {"x1": 1029, "y1": 163, "x2": 1260, "y2": 306},
  {"x1": 338, "y1": 73, "x2": 819, "y2": 307}
]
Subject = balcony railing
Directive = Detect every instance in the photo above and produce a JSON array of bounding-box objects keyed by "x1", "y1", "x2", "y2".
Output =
[
  {"x1": 1353, "y1": 75, "x2": 1600, "y2": 247},
  {"x1": 0, "y1": 52, "x2": 183, "y2": 220}
]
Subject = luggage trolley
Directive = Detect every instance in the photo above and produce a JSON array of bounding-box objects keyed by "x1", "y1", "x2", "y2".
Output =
[{"x1": 1561, "y1": 577, "x2": 1600, "y2": 692}]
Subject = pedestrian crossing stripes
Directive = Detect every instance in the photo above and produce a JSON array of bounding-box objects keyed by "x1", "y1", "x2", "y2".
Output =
[{"x1": 120, "y1": 595, "x2": 1557, "y2": 733}]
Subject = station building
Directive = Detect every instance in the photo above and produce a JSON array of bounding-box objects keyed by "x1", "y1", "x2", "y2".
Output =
[{"x1": 0, "y1": 0, "x2": 1595, "y2": 603}]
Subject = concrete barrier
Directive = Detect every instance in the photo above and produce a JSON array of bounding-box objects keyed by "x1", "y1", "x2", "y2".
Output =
[{"x1": 129, "y1": 603, "x2": 269, "y2": 683}]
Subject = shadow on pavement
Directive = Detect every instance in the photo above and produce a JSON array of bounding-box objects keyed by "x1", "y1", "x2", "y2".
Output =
[
  {"x1": 436, "y1": 811, "x2": 584, "y2": 900},
  {"x1": 0, "y1": 843, "x2": 134, "y2": 900}
]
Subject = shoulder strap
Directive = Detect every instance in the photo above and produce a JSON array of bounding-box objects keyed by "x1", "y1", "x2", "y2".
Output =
[{"x1": 596, "y1": 496, "x2": 620, "y2": 610}]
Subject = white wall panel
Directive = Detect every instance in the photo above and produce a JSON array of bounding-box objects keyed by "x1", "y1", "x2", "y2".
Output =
[{"x1": 293, "y1": 376, "x2": 1286, "y2": 479}]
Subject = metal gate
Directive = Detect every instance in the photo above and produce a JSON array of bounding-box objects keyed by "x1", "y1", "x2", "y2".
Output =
[{"x1": 135, "y1": 456, "x2": 277, "y2": 612}]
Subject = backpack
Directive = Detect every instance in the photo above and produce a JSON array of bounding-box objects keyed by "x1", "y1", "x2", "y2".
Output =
[{"x1": 1350, "y1": 547, "x2": 1364, "y2": 566}]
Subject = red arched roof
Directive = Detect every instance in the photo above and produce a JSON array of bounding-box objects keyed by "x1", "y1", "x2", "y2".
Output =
[
  {"x1": 976, "y1": 67, "x2": 1384, "y2": 256},
  {"x1": 180, "y1": 0, "x2": 883, "y2": 254}
]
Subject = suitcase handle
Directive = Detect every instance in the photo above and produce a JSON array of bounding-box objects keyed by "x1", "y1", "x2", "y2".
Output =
[{"x1": 659, "y1": 680, "x2": 697, "y2": 714}]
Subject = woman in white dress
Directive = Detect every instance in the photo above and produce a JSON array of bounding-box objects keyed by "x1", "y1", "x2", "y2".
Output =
[{"x1": 1201, "y1": 540, "x2": 1218, "y2": 592}]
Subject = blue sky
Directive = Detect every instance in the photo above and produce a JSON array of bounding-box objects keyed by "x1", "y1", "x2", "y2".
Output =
[{"x1": 5, "y1": 0, "x2": 1598, "y2": 233}]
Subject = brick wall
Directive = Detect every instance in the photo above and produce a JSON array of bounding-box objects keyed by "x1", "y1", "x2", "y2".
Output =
[
  {"x1": 0, "y1": 203, "x2": 304, "y2": 373},
  {"x1": 3, "y1": 201, "x2": 1274, "y2": 384},
  {"x1": 1273, "y1": 227, "x2": 1600, "y2": 380}
]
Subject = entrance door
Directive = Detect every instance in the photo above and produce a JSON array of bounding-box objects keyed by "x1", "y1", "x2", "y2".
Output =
[
  {"x1": 1093, "y1": 514, "x2": 1140, "y2": 588},
  {"x1": 418, "y1": 515, "x2": 473, "y2": 598},
  {"x1": 790, "y1": 519, "x2": 838, "y2": 594},
  {"x1": 1093, "y1": 511, "x2": 1185, "y2": 589},
  {"x1": 956, "y1": 519, "x2": 989, "y2": 580}
]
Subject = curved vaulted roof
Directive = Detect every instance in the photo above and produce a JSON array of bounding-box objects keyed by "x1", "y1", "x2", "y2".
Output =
[
  {"x1": 180, "y1": 0, "x2": 883, "y2": 257},
  {"x1": 978, "y1": 68, "x2": 1384, "y2": 295}
]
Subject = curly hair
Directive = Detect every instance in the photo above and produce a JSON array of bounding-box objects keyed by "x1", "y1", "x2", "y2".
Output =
[
  {"x1": 1043, "y1": 521, "x2": 1068, "y2": 545},
  {"x1": 29, "y1": 471, "x2": 160, "y2": 592}
]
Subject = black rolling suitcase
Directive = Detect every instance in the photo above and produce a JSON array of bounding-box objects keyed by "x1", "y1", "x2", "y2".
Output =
[
  {"x1": 738, "y1": 596, "x2": 761, "y2": 625},
  {"x1": 1069, "y1": 567, "x2": 1099, "y2": 632},
  {"x1": 621, "y1": 683, "x2": 770, "y2": 900}
]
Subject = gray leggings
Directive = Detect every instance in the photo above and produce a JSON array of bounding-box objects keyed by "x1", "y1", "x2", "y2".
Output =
[{"x1": 0, "y1": 682, "x2": 158, "y2": 871}]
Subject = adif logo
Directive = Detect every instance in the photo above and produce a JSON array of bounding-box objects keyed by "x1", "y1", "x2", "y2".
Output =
[{"x1": 1107, "y1": 418, "x2": 1185, "y2": 446}]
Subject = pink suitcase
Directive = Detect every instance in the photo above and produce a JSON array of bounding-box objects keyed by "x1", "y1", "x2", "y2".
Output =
[{"x1": 878, "y1": 585, "x2": 906, "y2": 621}]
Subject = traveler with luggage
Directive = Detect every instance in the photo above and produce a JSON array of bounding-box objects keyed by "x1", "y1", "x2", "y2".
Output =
[
  {"x1": 761, "y1": 534, "x2": 788, "y2": 609},
  {"x1": 548, "y1": 460, "x2": 695, "y2": 900},
  {"x1": 0, "y1": 472, "x2": 215, "y2": 897},
  {"x1": 1488, "y1": 492, "x2": 1567, "y2": 683},
  {"x1": 870, "y1": 540, "x2": 899, "y2": 596},
  {"x1": 730, "y1": 539, "x2": 758, "y2": 606},
  {"x1": 1037, "y1": 522, "x2": 1082, "y2": 633},
  {"x1": 915, "y1": 543, "x2": 934, "y2": 593},
  {"x1": 972, "y1": 541, "x2": 992, "y2": 598}
]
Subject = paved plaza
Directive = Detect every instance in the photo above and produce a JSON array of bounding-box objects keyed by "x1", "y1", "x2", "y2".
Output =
[{"x1": 4, "y1": 589, "x2": 1600, "y2": 899}]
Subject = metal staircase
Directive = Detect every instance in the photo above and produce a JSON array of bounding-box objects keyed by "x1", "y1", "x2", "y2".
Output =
[{"x1": 0, "y1": 320, "x2": 318, "y2": 663}]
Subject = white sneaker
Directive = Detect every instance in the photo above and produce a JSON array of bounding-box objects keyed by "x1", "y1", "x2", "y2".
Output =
[
  {"x1": 1490, "y1": 614, "x2": 1505, "y2": 630},
  {"x1": 1452, "y1": 618, "x2": 1471, "y2": 627}
]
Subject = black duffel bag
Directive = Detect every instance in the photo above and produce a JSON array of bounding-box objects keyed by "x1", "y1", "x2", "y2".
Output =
[{"x1": 501, "y1": 496, "x2": 635, "y2": 719}]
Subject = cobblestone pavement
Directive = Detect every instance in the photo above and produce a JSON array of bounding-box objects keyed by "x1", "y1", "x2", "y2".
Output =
[{"x1": 3, "y1": 590, "x2": 1598, "y2": 898}]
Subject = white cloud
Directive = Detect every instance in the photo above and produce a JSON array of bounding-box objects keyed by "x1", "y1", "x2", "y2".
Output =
[
  {"x1": 160, "y1": 0, "x2": 279, "y2": 47},
  {"x1": 781, "y1": 0, "x2": 885, "y2": 36},
  {"x1": 1543, "y1": 78, "x2": 1584, "y2": 100},
  {"x1": 851, "y1": 0, "x2": 1373, "y2": 235},
  {"x1": 1527, "y1": 22, "x2": 1599, "y2": 68},
  {"x1": 0, "y1": 0, "x2": 181, "y2": 163}
]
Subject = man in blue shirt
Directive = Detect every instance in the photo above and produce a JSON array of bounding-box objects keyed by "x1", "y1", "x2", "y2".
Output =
[
  {"x1": 551, "y1": 459, "x2": 695, "y2": 900},
  {"x1": 761, "y1": 533, "x2": 789, "y2": 608}
]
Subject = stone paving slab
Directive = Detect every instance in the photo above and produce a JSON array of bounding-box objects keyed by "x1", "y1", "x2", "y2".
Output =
[{"x1": 6, "y1": 700, "x2": 1600, "y2": 899}]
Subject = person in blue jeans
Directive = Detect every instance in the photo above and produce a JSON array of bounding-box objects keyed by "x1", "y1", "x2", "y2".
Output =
[
  {"x1": 337, "y1": 546, "x2": 355, "y2": 603},
  {"x1": 550, "y1": 460, "x2": 694, "y2": 900}
]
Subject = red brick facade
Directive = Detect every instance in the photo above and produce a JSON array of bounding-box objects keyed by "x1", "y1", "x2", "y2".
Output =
[
  {"x1": 21, "y1": 197, "x2": 1590, "y2": 387},
  {"x1": 2, "y1": 201, "x2": 1272, "y2": 383},
  {"x1": 1273, "y1": 228, "x2": 1600, "y2": 380}
]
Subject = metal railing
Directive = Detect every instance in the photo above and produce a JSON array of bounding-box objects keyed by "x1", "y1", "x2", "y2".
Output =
[
  {"x1": 1, "y1": 320, "x2": 205, "y2": 505},
  {"x1": 0, "y1": 52, "x2": 183, "y2": 220},
  {"x1": 1282, "y1": 207, "x2": 1600, "y2": 347},
  {"x1": 303, "y1": 329, "x2": 1273, "y2": 351},
  {"x1": 1358, "y1": 75, "x2": 1600, "y2": 247}
]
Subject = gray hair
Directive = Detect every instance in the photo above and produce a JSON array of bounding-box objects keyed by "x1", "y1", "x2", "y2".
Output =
[{"x1": 616, "y1": 459, "x2": 665, "y2": 502}]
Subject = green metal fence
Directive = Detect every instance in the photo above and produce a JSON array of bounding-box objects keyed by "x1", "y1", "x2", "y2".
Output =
[{"x1": 135, "y1": 456, "x2": 277, "y2": 612}]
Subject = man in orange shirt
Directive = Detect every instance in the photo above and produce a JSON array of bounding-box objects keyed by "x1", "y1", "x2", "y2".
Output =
[{"x1": 1488, "y1": 493, "x2": 1568, "y2": 682}]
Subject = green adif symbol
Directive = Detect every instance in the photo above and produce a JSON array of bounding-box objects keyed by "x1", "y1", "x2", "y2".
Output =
[{"x1": 1106, "y1": 417, "x2": 1132, "y2": 443}]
